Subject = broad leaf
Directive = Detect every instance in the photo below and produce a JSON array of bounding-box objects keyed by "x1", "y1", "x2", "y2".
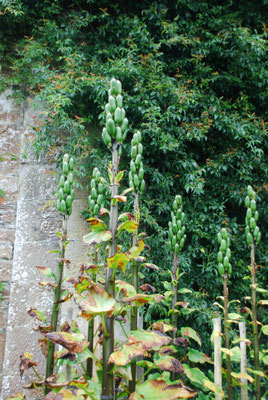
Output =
[
  {"x1": 45, "y1": 332, "x2": 89, "y2": 354},
  {"x1": 183, "y1": 364, "x2": 224, "y2": 396},
  {"x1": 127, "y1": 240, "x2": 145, "y2": 259},
  {"x1": 154, "y1": 355, "x2": 184, "y2": 374},
  {"x1": 151, "y1": 321, "x2": 175, "y2": 333},
  {"x1": 86, "y1": 217, "x2": 107, "y2": 231},
  {"x1": 109, "y1": 341, "x2": 146, "y2": 366},
  {"x1": 115, "y1": 280, "x2": 137, "y2": 298},
  {"x1": 181, "y1": 327, "x2": 201, "y2": 346},
  {"x1": 261, "y1": 325, "x2": 268, "y2": 335},
  {"x1": 129, "y1": 330, "x2": 171, "y2": 350},
  {"x1": 122, "y1": 293, "x2": 164, "y2": 306},
  {"x1": 83, "y1": 230, "x2": 112, "y2": 246},
  {"x1": 19, "y1": 353, "x2": 38, "y2": 377},
  {"x1": 141, "y1": 263, "x2": 160, "y2": 271},
  {"x1": 28, "y1": 308, "x2": 47, "y2": 323},
  {"x1": 231, "y1": 371, "x2": 254, "y2": 384},
  {"x1": 107, "y1": 253, "x2": 130, "y2": 272},
  {"x1": 188, "y1": 348, "x2": 212, "y2": 364},
  {"x1": 129, "y1": 376, "x2": 198, "y2": 399},
  {"x1": 228, "y1": 313, "x2": 242, "y2": 320},
  {"x1": 258, "y1": 300, "x2": 268, "y2": 305},
  {"x1": 6, "y1": 395, "x2": 26, "y2": 400},
  {"x1": 79, "y1": 284, "x2": 118, "y2": 319},
  {"x1": 36, "y1": 266, "x2": 56, "y2": 280},
  {"x1": 117, "y1": 220, "x2": 138, "y2": 234}
]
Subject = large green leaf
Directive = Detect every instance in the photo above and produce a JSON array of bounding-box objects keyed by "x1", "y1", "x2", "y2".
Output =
[
  {"x1": 107, "y1": 252, "x2": 130, "y2": 272},
  {"x1": 183, "y1": 364, "x2": 224, "y2": 396},
  {"x1": 83, "y1": 230, "x2": 112, "y2": 246},
  {"x1": 181, "y1": 327, "x2": 201, "y2": 346},
  {"x1": 188, "y1": 348, "x2": 212, "y2": 364},
  {"x1": 79, "y1": 284, "x2": 118, "y2": 319},
  {"x1": 117, "y1": 220, "x2": 138, "y2": 235}
]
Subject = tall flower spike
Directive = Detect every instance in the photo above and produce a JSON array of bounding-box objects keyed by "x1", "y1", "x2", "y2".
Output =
[
  {"x1": 102, "y1": 78, "x2": 128, "y2": 147},
  {"x1": 57, "y1": 154, "x2": 75, "y2": 216},
  {"x1": 129, "y1": 131, "x2": 145, "y2": 193},
  {"x1": 217, "y1": 228, "x2": 232, "y2": 276},
  {"x1": 88, "y1": 167, "x2": 105, "y2": 216},
  {"x1": 245, "y1": 185, "x2": 261, "y2": 246},
  {"x1": 168, "y1": 195, "x2": 186, "y2": 255}
]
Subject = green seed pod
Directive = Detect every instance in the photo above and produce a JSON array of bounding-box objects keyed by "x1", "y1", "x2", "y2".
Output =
[
  {"x1": 64, "y1": 180, "x2": 71, "y2": 194},
  {"x1": 106, "y1": 111, "x2": 113, "y2": 120},
  {"x1": 221, "y1": 228, "x2": 228, "y2": 240},
  {"x1": 172, "y1": 235, "x2": 176, "y2": 248},
  {"x1": 66, "y1": 195, "x2": 72, "y2": 208},
  {"x1": 58, "y1": 188, "x2": 64, "y2": 201},
  {"x1": 245, "y1": 196, "x2": 250, "y2": 208},
  {"x1": 92, "y1": 167, "x2": 98, "y2": 178},
  {"x1": 106, "y1": 119, "x2": 116, "y2": 137},
  {"x1": 168, "y1": 228, "x2": 173, "y2": 241},
  {"x1": 114, "y1": 107, "x2": 123, "y2": 124},
  {"x1": 226, "y1": 248, "x2": 231, "y2": 259},
  {"x1": 70, "y1": 189, "x2": 74, "y2": 201},
  {"x1": 168, "y1": 242, "x2": 172, "y2": 252},
  {"x1": 247, "y1": 232, "x2": 253, "y2": 245},
  {"x1": 250, "y1": 199, "x2": 256, "y2": 211},
  {"x1": 93, "y1": 204, "x2": 99, "y2": 216},
  {"x1": 220, "y1": 239, "x2": 227, "y2": 252},
  {"x1": 89, "y1": 198, "x2": 95, "y2": 212},
  {"x1": 67, "y1": 172, "x2": 73, "y2": 185},
  {"x1": 57, "y1": 199, "x2": 61, "y2": 212},
  {"x1": 131, "y1": 146, "x2": 137, "y2": 159},
  {"x1": 218, "y1": 263, "x2": 224, "y2": 276},
  {"x1": 217, "y1": 232, "x2": 222, "y2": 244},
  {"x1": 116, "y1": 94, "x2": 123, "y2": 108},
  {"x1": 135, "y1": 154, "x2": 142, "y2": 168},
  {"x1": 253, "y1": 226, "x2": 259, "y2": 240},
  {"x1": 140, "y1": 179, "x2": 145, "y2": 192},
  {"x1": 223, "y1": 256, "x2": 229, "y2": 269},
  {"x1": 121, "y1": 118, "x2": 128, "y2": 133},
  {"x1": 91, "y1": 187, "x2": 97, "y2": 200},
  {"x1": 250, "y1": 217, "x2": 256, "y2": 230},
  {"x1": 134, "y1": 174, "x2": 139, "y2": 188},
  {"x1": 132, "y1": 133, "x2": 139, "y2": 146},
  {"x1": 102, "y1": 128, "x2": 112, "y2": 147},
  {"x1": 138, "y1": 168, "x2": 144, "y2": 181},
  {"x1": 174, "y1": 243, "x2": 180, "y2": 256},
  {"x1": 256, "y1": 232, "x2": 261, "y2": 243},
  {"x1": 98, "y1": 182, "x2": 104, "y2": 194},
  {"x1": 67, "y1": 206, "x2": 72, "y2": 216},
  {"x1": 129, "y1": 180, "x2": 134, "y2": 189},
  {"x1": 245, "y1": 226, "x2": 250, "y2": 235},
  {"x1": 176, "y1": 209, "x2": 182, "y2": 219},
  {"x1": 226, "y1": 237, "x2": 230, "y2": 247},
  {"x1": 246, "y1": 208, "x2": 252, "y2": 220},
  {"x1": 254, "y1": 211, "x2": 259, "y2": 222},
  {"x1": 227, "y1": 263, "x2": 232, "y2": 276},
  {"x1": 97, "y1": 194, "x2": 104, "y2": 207},
  {"x1": 110, "y1": 78, "x2": 118, "y2": 96},
  {"x1": 138, "y1": 143, "x2": 143, "y2": 155},
  {"x1": 179, "y1": 236, "x2": 186, "y2": 250},
  {"x1": 63, "y1": 161, "x2": 69, "y2": 176},
  {"x1": 59, "y1": 175, "x2": 65, "y2": 188},
  {"x1": 247, "y1": 185, "x2": 253, "y2": 198},
  {"x1": 172, "y1": 222, "x2": 177, "y2": 235},
  {"x1": 181, "y1": 226, "x2": 186, "y2": 237},
  {"x1": 61, "y1": 199, "x2": 66, "y2": 213},
  {"x1": 108, "y1": 96, "x2": 116, "y2": 113},
  {"x1": 91, "y1": 179, "x2": 96, "y2": 189},
  {"x1": 137, "y1": 131, "x2": 142, "y2": 142},
  {"x1": 217, "y1": 251, "x2": 223, "y2": 263},
  {"x1": 172, "y1": 215, "x2": 176, "y2": 225},
  {"x1": 177, "y1": 230, "x2": 182, "y2": 241},
  {"x1": 177, "y1": 195, "x2": 182, "y2": 205},
  {"x1": 181, "y1": 212, "x2": 185, "y2": 222},
  {"x1": 63, "y1": 154, "x2": 69, "y2": 163},
  {"x1": 176, "y1": 220, "x2": 182, "y2": 231},
  {"x1": 116, "y1": 126, "x2": 123, "y2": 142},
  {"x1": 116, "y1": 79, "x2": 122, "y2": 94},
  {"x1": 129, "y1": 171, "x2": 133, "y2": 183},
  {"x1": 105, "y1": 103, "x2": 110, "y2": 114},
  {"x1": 172, "y1": 199, "x2": 177, "y2": 212},
  {"x1": 130, "y1": 160, "x2": 136, "y2": 175}
]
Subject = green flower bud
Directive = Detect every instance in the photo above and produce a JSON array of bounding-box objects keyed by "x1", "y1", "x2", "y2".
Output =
[
  {"x1": 218, "y1": 263, "x2": 224, "y2": 276},
  {"x1": 63, "y1": 161, "x2": 69, "y2": 176},
  {"x1": 221, "y1": 228, "x2": 228, "y2": 240},
  {"x1": 247, "y1": 185, "x2": 253, "y2": 198},
  {"x1": 245, "y1": 195, "x2": 250, "y2": 208},
  {"x1": 59, "y1": 175, "x2": 65, "y2": 188},
  {"x1": 250, "y1": 199, "x2": 256, "y2": 211},
  {"x1": 247, "y1": 232, "x2": 253, "y2": 245},
  {"x1": 108, "y1": 96, "x2": 116, "y2": 113},
  {"x1": 217, "y1": 251, "x2": 223, "y2": 263}
]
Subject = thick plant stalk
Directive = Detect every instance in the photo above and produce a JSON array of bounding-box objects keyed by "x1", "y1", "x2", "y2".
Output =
[
  {"x1": 239, "y1": 321, "x2": 248, "y2": 400},
  {"x1": 129, "y1": 192, "x2": 139, "y2": 393},
  {"x1": 213, "y1": 317, "x2": 222, "y2": 400},
  {"x1": 223, "y1": 273, "x2": 233, "y2": 400},
  {"x1": 87, "y1": 246, "x2": 97, "y2": 378},
  {"x1": 251, "y1": 242, "x2": 261, "y2": 400},
  {"x1": 46, "y1": 216, "x2": 67, "y2": 379},
  {"x1": 172, "y1": 254, "x2": 179, "y2": 337},
  {"x1": 102, "y1": 142, "x2": 118, "y2": 399}
]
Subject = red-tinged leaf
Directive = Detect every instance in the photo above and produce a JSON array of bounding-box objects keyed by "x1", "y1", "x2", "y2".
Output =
[
  {"x1": 176, "y1": 301, "x2": 189, "y2": 309},
  {"x1": 155, "y1": 355, "x2": 184, "y2": 374},
  {"x1": 119, "y1": 212, "x2": 135, "y2": 220},
  {"x1": 28, "y1": 308, "x2": 47, "y2": 323},
  {"x1": 122, "y1": 293, "x2": 164, "y2": 306},
  {"x1": 56, "y1": 292, "x2": 72, "y2": 304},
  {"x1": 173, "y1": 337, "x2": 189, "y2": 347},
  {"x1": 44, "y1": 332, "x2": 89, "y2": 354},
  {"x1": 109, "y1": 341, "x2": 146, "y2": 366},
  {"x1": 159, "y1": 345, "x2": 177, "y2": 355},
  {"x1": 86, "y1": 217, "x2": 107, "y2": 231},
  {"x1": 151, "y1": 321, "x2": 175, "y2": 333},
  {"x1": 181, "y1": 327, "x2": 201, "y2": 346},
  {"x1": 127, "y1": 240, "x2": 145, "y2": 259},
  {"x1": 129, "y1": 330, "x2": 171, "y2": 350},
  {"x1": 33, "y1": 324, "x2": 53, "y2": 333},
  {"x1": 107, "y1": 253, "x2": 130, "y2": 272},
  {"x1": 141, "y1": 263, "x2": 160, "y2": 271},
  {"x1": 39, "y1": 281, "x2": 57, "y2": 288},
  {"x1": 6, "y1": 394, "x2": 26, "y2": 400},
  {"x1": 259, "y1": 300, "x2": 268, "y2": 305},
  {"x1": 23, "y1": 381, "x2": 44, "y2": 389},
  {"x1": 122, "y1": 187, "x2": 134, "y2": 196},
  {"x1": 129, "y1": 376, "x2": 198, "y2": 400},
  {"x1": 60, "y1": 321, "x2": 71, "y2": 332},
  {"x1": 83, "y1": 230, "x2": 112, "y2": 246},
  {"x1": 99, "y1": 207, "x2": 110, "y2": 216},
  {"x1": 115, "y1": 280, "x2": 137, "y2": 298},
  {"x1": 112, "y1": 195, "x2": 127, "y2": 203},
  {"x1": 117, "y1": 220, "x2": 138, "y2": 235},
  {"x1": 19, "y1": 353, "x2": 38, "y2": 377},
  {"x1": 36, "y1": 266, "x2": 56, "y2": 280},
  {"x1": 79, "y1": 284, "x2": 118, "y2": 319},
  {"x1": 74, "y1": 276, "x2": 93, "y2": 293},
  {"x1": 140, "y1": 283, "x2": 156, "y2": 293},
  {"x1": 54, "y1": 349, "x2": 77, "y2": 362},
  {"x1": 45, "y1": 388, "x2": 84, "y2": 400}
]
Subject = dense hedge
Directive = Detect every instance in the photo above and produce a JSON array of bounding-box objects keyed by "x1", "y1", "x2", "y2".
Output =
[{"x1": 1, "y1": 0, "x2": 267, "y2": 333}]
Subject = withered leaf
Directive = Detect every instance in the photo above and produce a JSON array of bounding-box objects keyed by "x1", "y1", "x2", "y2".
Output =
[
  {"x1": 60, "y1": 321, "x2": 71, "y2": 332},
  {"x1": 173, "y1": 337, "x2": 189, "y2": 347},
  {"x1": 19, "y1": 353, "x2": 38, "y2": 377},
  {"x1": 155, "y1": 355, "x2": 184, "y2": 374},
  {"x1": 44, "y1": 332, "x2": 89, "y2": 354},
  {"x1": 151, "y1": 321, "x2": 175, "y2": 333},
  {"x1": 140, "y1": 283, "x2": 156, "y2": 293},
  {"x1": 38, "y1": 337, "x2": 48, "y2": 357}
]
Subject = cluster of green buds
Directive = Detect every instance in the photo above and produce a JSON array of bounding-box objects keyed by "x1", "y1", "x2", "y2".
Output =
[
  {"x1": 102, "y1": 78, "x2": 128, "y2": 147},
  {"x1": 88, "y1": 167, "x2": 105, "y2": 216},
  {"x1": 129, "y1": 131, "x2": 145, "y2": 193},
  {"x1": 168, "y1": 195, "x2": 186, "y2": 256},
  {"x1": 217, "y1": 228, "x2": 231, "y2": 276},
  {"x1": 245, "y1": 185, "x2": 261, "y2": 246},
  {"x1": 57, "y1": 154, "x2": 75, "y2": 215}
]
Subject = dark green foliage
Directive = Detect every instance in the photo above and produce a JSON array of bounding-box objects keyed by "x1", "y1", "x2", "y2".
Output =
[{"x1": 1, "y1": 0, "x2": 267, "y2": 324}]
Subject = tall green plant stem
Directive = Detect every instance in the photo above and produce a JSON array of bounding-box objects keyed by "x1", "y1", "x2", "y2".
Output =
[
  {"x1": 87, "y1": 246, "x2": 97, "y2": 378},
  {"x1": 251, "y1": 242, "x2": 261, "y2": 400},
  {"x1": 223, "y1": 273, "x2": 233, "y2": 400},
  {"x1": 171, "y1": 254, "x2": 178, "y2": 381},
  {"x1": 102, "y1": 142, "x2": 119, "y2": 399},
  {"x1": 46, "y1": 216, "x2": 67, "y2": 380},
  {"x1": 129, "y1": 192, "x2": 139, "y2": 393}
]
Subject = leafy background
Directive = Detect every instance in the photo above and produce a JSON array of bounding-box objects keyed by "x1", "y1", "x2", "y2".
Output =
[{"x1": 0, "y1": 0, "x2": 267, "y2": 348}]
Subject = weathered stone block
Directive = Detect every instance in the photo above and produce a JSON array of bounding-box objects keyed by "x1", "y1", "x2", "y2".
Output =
[{"x1": 0, "y1": 243, "x2": 13, "y2": 260}]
